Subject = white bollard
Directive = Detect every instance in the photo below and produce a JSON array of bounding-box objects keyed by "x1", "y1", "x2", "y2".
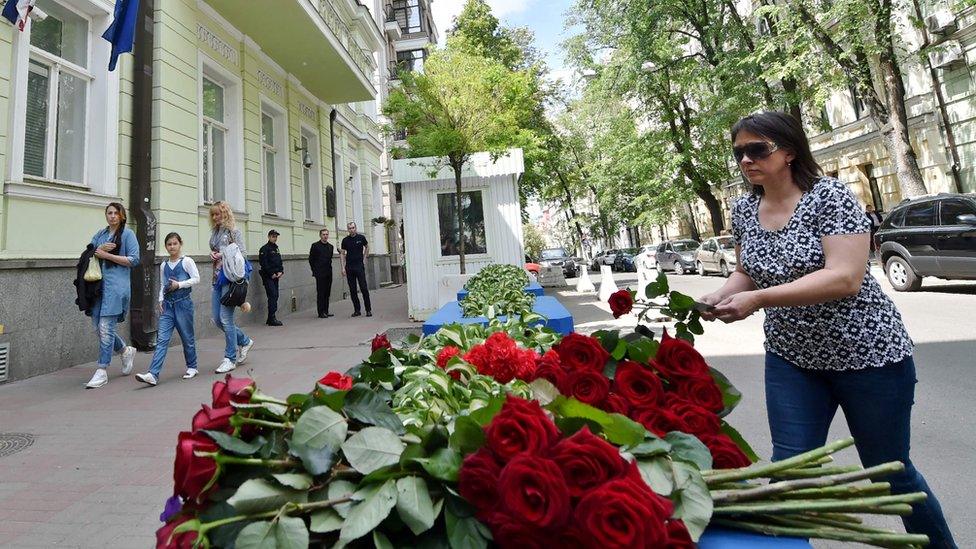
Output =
[
  {"x1": 597, "y1": 265, "x2": 619, "y2": 303},
  {"x1": 576, "y1": 266, "x2": 596, "y2": 293}
]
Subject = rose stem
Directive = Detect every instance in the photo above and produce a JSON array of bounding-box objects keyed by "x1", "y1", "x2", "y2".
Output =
[
  {"x1": 236, "y1": 417, "x2": 293, "y2": 429},
  {"x1": 776, "y1": 483, "x2": 891, "y2": 500},
  {"x1": 764, "y1": 514, "x2": 895, "y2": 535},
  {"x1": 768, "y1": 465, "x2": 862, "y2": 480},
  {"x1": 215, "y1": 455, "x2": 297, "y2": 468},
  {"x1": 711, "y1": 462, "x2": 904, "y2": 504},
  {"x1": 197, "y1": 494, "x2": 354, "y2": 534},
  {"x1": 710, "y1": 518, "x2": 930, "y2": 548},
  {"x1": 704, "y1": 438, "x2": 855, "y2": 484},
  {"x1": 249, "y1": 393, "x2": 290, "y2": 406},
  {"x1": 712, "y1": 493, "x2": 925, "y2": 515}
]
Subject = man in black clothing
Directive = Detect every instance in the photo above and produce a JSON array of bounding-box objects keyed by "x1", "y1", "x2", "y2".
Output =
[
  {"x1": 259, "y1": 230, "x2": 284, "y2": 326},
  {"x1": 308, "y1": 228, "x2": 335, "y2": 318},
  {"x1": 340, "y1": 221, "x2": 371, "y2": 317}
]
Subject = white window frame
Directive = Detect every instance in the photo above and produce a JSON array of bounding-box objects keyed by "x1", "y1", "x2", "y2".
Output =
[
  {"x1": 333, "y1": 151, "x2": 347, "y2": 228},
  {"x1": 197, "y1": 54, "x2": 244, "y2": 210},
  {"x1": 260, "y1": 97, "x2": 290, "y2": 218},
  {"x1": 349, "y1": 161, "x2": 364, "y2": 230},
  {"x1": 370, "y1": 172, "x2": 383, "y2": 219},
  {"x1": 6, "y1": 0, "x2": 120, "y2": 202},
  {"x1": 300, "y1": 124, "x2": 323, "y2": 223}
]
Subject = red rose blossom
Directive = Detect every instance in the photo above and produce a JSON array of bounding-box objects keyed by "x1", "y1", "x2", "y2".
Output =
[
  {"x1": 703, "y1": 434, "x2": 753, "y2": 469},
  {"x1": 574, "y1": 470, "x2": 673, "y2": 548},
  {"x1": 191, "y1": 405, "x2": 235, "y2": 434},
  {"x1": 613, "y1": 360, "x2": 664, "y2": 409},
  {"x1": 666, "y1": 519, "x2": 696, "y2": 549},
  {"x1": 155, "y1": 515, "x2": 199, "y2": 549},
  {"x1": 484, "y1": 395, "x2": 560, "y2": 460},
  {"x1": 559, "y1": 369, "x2": 610, "y2": 407},
  {"x1": 173, "y1": 431, "x2": 219, "y2": 503},
  {"x1": 318, "y1": 371, "x2": 353, "y2": 391},
  {"x1": 604, "y1": 393, "x2": 632, "y2": 416},
  {"x1": 436, "y1": 346, "x2": 463, "y2": 380},
  {"x1": 211, "y1": 375, "x2": 254, "y2": 408},
  {"x1": 497, "y1": 454, "x2": 572, "y2": 529},
  {"x1": 632, "y1": 406, "x2": 688, "y2": 438},
  {"x1": 371, "y1": 333, "x2": 392, "y2": 352},
  {"x1": 654, "y1": 330, "x2": 711, "y2": 380},
  {"x1": 552, "y1": 333, "x2": 610, "y2": 373},
  {"x1": 463, "y1": 332, "x2": 539, "y2": 383},
  {"x1": 489, "y1": 520, "x2": 548, "y2": 549},
  {"x1": 674, "y1": 375, "x2": 725, "y2": 413},
  {"x1": 458, "y1": 450, "x2": 503, "y2": 518},
  {"x1": 550, "y1": 427, "x2": 626, "y2": 497},
  {"x1": 608, "y1": 289, "x2": 634, "y2": 318},
  {"x1": 664, "y1": 394, "x2": 720, "y2": 437},
  {"x1": 533, "y1": 349, "x2": 566, "y2": 388}
]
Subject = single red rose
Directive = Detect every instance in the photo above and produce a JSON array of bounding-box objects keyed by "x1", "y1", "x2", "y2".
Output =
[
  {"x1": 191, "y1": 405, "x2": 235, "y2": 434},
  {"x1": 550, "y1": 426, "x2": 626, "y2": 497},
  {"x1": 559, "y1": 369, "x2": 610, "y2": 407},
  {"x1": 211, "y1": 375, "x2": 254, "y2": 408},
  {"x1": 604, "y1": 393, "x2": 631, "y2": 416},
  {"x1": 371, "y1": 333, "x2": 392, "y2": 352},
  {"x1": 173, "y1": 431, "x2": 219, "y2": 503},
  {"x1": 458, "y1": 449, "x2": 503, "y2": 516},
  {"x1": 533, "y1": 349, "x2": 567, "y2": 388},
  {"x1": 703, "y1": 434, "x2": 753, "y2": 469},
  {"x1": 632, "y1": 406, "x2": 688, "y2": 438},
  {"x1": 489, "y1": 520, "x2": 548, "y2": 549},
  {"x1": 614, "y1": 360, "x2": 664, "y2": 409},
  {"x1": 666, "y1": 519, "x2": 696, "y2": 549},
  {"x1": 664, "y1": 394, "x2": 721, "y2": 437},
  {"x1": 318, "y1": 371, "x2": 353, "y2": 391},
  {"x1": 155, "y1": 515, "x2": 199, "y2": 549},
  {"x1": 574, "y1": 471, "x2": 673, "y2": 548},
  {"x1": 552, "y1": 333, "x2": 610, "y2": 373},
  {"x1": 674, "y1": 375, "x2": 725, "y2": 413},
  {"x1": 654, "y1": 330, "x2": 711, "y2": 380},
  {"x1": 497, "y1": 454, "x2": 571, "y2": 529},
  {"x1": 463, "y1": 332, "x2": 539, "y2": 383},
  {"x1": 608, "y1": 289, "x2": 634, "y2": 318},
  {"x1": 484, "y1": 395, "x2": 560, "y2": 460},
  {"x1": 436, "y1": 346, "x2": 463, "y2": 380}
]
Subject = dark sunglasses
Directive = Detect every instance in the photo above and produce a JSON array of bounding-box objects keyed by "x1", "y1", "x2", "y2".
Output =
[{"x1": 733, "y1": 141, "x2": 779, "y2": 163}]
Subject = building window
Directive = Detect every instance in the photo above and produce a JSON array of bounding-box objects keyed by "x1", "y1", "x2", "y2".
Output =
[
  {"x1": 848, "y1": 83, "x2": 867, "y2": 120},
  {"x1": 24, "y1": 1, "x2": 91, "y2": 185},
  {"x1": 260, "y1": 102, "x2": 289, "y2": 217},
  {"x1": 396, "y1": 49, "x2": 425, "y2": 73},
  {"x1": 202, "y1": 77, "x2": 227, "y2": 203},
  {"x1": 333, "y1": 152, "x2": 347, "y2": 227},
  {"x1": 393, "y1": 0, "x2": 422, "y2": 33},
  {"x1": 437, "y1": 191, "x2": 487, "y2": 257},
  {"x1": 262, "y1": 112, "x2": 277, "y2": 214}
]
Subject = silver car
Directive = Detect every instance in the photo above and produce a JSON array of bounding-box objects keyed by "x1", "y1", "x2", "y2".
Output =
[{"x1": 695, "y1": 236, "x2": 737, "y2": 277}]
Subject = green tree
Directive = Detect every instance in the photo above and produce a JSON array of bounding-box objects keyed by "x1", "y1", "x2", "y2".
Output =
[
  {"x1": 522, "y1": 223, "x2": 546, "y2": 259},
  {"x1": 384, "y1": 48, "x2": 536, "y2": 274}
]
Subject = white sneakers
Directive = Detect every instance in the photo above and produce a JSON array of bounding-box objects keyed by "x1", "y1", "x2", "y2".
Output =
[
  {"x1": 238, "y1": 339, "x2": 254, "y2": 364},
  {"x1": 121, "y1": 346, "x2": 136, "y2": 375},
  {"x1": 86, "y1": 369, "x2": 108, "y2": 389},
  {"x1": 182, "y1": 369, "x2": 198, "y2": 379},
  {"x1": 135, "y1": 372, "x2": 158, "y2": 386},
  {"x1": 215, "y1": 358, "x2": 236, "y2": 373}
]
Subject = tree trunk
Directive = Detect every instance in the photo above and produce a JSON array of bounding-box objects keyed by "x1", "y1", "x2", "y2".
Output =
[
  {"x1": 556, "y1": 169, "x2": 588, "y2": 258},
  {"x1": 454, "y1": 163, "x2": 466, "y2": 274},
  {"x1": 588, "y1": 183, "x2": 613, "y2": 243},
  {"x1": 683, "y1": 201, "x2": 702, "y2": 241}
]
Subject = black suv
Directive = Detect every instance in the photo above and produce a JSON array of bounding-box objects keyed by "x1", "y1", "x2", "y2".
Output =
[{"x1": 876, "y1": 193, "x2": 976, "y2": 291}]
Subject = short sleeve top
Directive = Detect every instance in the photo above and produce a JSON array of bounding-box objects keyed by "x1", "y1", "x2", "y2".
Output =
[
  {"x1": 341, "y1": 234, "x2": 369, "y2": 267},
  {"x1": 731, "y1": 177, "x2": 913, "y2": 370}
]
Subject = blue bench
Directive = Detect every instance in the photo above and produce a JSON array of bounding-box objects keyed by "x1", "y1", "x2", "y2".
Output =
[
  {"x1": 422, "y1": 296, "x2": 573, "y2": 336},
  {"x1": 699, "y1": 527, "x2": 810, "y2": 548},
  {"x1": 456, "y1": 281, "x2": 545, "y2": 301}
]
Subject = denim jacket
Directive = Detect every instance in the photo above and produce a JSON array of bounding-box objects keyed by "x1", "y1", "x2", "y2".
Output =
[{"x1": 90, "y1": 227, "x2": 140, "y2": 320}]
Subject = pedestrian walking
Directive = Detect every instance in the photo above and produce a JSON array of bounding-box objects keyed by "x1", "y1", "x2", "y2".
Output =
[
  {"x1": 259, "y1": 229, "x2": 284, "y2": 326},
  {"x1": 309, "y1": 228, "x2": 335, "y2": 318},
  {"x1": 135, "y1": 232, "x2": 200, "y2": 386},
  {"x1": 85, "y1": 202, "x2": 140, "y2": 389},
  {"x1": 209, "y1": 201, "x2": 254, "y2": 374},
  {"x1": 700, "y1": 111, "x2": 956, "y2": 548},
  {"x1": 865, "y1": 204, "x2": 884, "y2": 256},
  {"x1": 340, "y1": 221, "x2": 371, "y2": 317}
]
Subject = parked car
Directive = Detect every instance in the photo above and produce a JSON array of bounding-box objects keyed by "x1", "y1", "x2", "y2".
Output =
[
  {"x1": 612, "y1": 248, "x2": 640, "y2": 272},
  {"x1": 590, "y1": 249, "x2": 620, "y2": 271},
  {"x1": 696, "y1": 236, "x2": 737, "y2": 277},
  {"x1": 635, "y1": 244, "x2": 659, "y2": 270},
  {"x1": 524, "y1": 255, "x2": 541, "y2": 278},
  {"x1": 656, "y1": 239, "x2": 700, "y2": 275},
  {"x1": 876, "y1": 193, "x2": 976, "y2": 291},
  {"x1": 539, "y1": 247, "x2": 580, "y2": 278}
]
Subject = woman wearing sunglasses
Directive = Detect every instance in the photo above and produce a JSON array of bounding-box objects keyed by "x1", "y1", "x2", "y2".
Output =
[{"x1": 699, "y1": 111, "x2": 955, "y2": 547}]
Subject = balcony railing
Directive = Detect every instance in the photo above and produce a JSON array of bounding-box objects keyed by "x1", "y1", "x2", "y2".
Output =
[{"x1": 317, "y1": 0, "x2": 376, "y2": 78}]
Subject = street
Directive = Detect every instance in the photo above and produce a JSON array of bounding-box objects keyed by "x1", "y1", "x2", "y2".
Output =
[{"x1": 559, "y1": 268, "x2": 976, "y2": 547}]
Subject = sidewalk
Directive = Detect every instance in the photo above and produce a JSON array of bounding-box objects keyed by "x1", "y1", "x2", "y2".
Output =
[{"x1": 0, "y1": 286, "x2": 413, "y2": 548}]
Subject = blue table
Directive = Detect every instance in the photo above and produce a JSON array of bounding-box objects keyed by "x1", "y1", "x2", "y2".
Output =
[
  {"x1": 456, "y1": 281, "x2": 544, "y2": 301},
  {"x1": 699, "y1": 527, "x2": 810, "y2": 548},
  {"x1": 423, "y1": 296, "x2": 573, "y2": 336}
]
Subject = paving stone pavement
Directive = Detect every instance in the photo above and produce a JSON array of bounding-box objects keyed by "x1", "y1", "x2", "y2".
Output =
[{"x1": 0, "y1": 287, "x2": 413, "y2": 548}]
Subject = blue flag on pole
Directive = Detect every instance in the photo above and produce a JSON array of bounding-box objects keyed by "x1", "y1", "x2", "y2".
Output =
[
  {"x1": 3, "y1": 0, "x2": 35, "y2": 31},
  {"x1": 101, "y1": 0, "x2": 140, "y2": 71}
]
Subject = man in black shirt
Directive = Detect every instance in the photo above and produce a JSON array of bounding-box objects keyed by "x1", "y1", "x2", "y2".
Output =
[
  {"x1": 308, "y1": 228, "x2": 335, "y2": 318},
  {"x1": 340, "y1": 221, "x2": 371, "y2": 317},
  {"x1": 258, "y1": 229, "x2": 284, "y2": 326}
]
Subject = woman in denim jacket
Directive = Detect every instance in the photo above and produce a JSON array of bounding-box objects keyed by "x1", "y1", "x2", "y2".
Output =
[{"x1": 208, "y1": 201, "x2": 254, "y2": 373}]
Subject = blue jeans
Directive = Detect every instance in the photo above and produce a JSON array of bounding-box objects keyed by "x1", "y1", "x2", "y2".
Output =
[
  {"x1": 766, "y1": 353, "x2": 956, "y2": 548},
  {"x1": 149, "y1": 298, "x2": 197, "y2": 376},
  {"x1": 92, "y1": 314, "x2": 126, "y2": 368},
  {"x1": 212, "y1": 285, "x2": 250, "y2": 361}
]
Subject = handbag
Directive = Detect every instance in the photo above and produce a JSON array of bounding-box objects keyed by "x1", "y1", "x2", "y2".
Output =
[
  {"x1": 84, "y1": 256, "x2": 102, "y2": 282},
  {"x1": 220, "y1": 278, "x2": 248, "y2": 307}
]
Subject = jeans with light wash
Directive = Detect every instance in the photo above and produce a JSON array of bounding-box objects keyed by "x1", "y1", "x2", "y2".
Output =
[
  {"x1": 148, "y1": 297, "x2": 197, "y2": 377},
  {"x1": 92, "y1": 314, "x2": 126, "y2": 368},
  {"x1": 765, "y1": 352, "x2": 957, "y2": 548},
  {"x1": 212, "y1": 285, "x2": 250, "y2": 361}
]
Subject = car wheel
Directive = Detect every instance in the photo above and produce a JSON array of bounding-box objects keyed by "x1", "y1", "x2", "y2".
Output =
[
  {"x1": 697, "y1": 261, "x2": 706, "y2": 276},
  {"x1": 674, "y1": 261, "x2": 684, "y2": 275},
  {"x1": 885, "y1": 256, "x2": 922, "y2": 292},
  {"x1": 720, "y1": 261, "x2": 730, "y2": 278}
]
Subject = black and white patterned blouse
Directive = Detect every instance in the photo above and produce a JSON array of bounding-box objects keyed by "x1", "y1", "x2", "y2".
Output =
[{"x1": 731, "y1": 177, "x2": 914, "y2": 371}]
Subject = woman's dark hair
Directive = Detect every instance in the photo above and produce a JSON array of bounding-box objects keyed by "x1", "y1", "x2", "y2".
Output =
[
  {"x1": 731, "y1": 111, "x2": 822, "y2": 195},
  {"x1": 164, "y1": 232, "x2": 183, "y2": 244},
  {"x1": 105, "y1": 202, "x2": 128, "y2": 263}
]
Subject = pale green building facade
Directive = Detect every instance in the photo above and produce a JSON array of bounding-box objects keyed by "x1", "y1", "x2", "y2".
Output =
[{"x1": 0, "y1": 0, "x2": 390, "y2": 382}]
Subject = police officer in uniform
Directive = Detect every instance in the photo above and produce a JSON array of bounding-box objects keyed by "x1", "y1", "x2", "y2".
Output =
[{"x1": 258, "y1": 229, "x2": 284, "y2": 326}]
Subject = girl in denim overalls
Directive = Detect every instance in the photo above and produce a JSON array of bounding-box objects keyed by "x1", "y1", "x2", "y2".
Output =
[{"x1": 135, "y1": 233, "x2": 200, "y2": 386}]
